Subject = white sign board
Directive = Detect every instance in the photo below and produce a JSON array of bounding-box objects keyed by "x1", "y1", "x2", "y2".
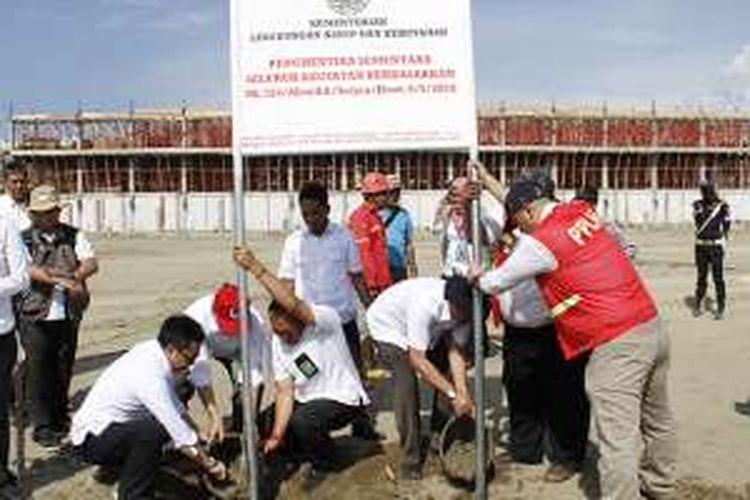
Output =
[{"x1": 231, "y1": 0, "x2": 478, "y2": 154}]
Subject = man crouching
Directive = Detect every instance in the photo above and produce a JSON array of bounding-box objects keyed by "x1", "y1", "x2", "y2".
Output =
[
  {"x1": 234, "y1": 245, "x2": 371, "y2": 487},
  {"x1": 70, "y1": 315, "x2": 228, "y2": 499}
]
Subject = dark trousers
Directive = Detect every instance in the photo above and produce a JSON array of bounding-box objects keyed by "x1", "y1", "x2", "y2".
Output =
[
  {"x1": 502, "y1": 324, "x2": 589, "y2": 465},
  {"x1": 375, "y1": 340, "x2": 452, "y2": 471},
  {"x1": 21, "y1": 319, "x2": 77, "y2": 432},
  {"x1": 695, "y1": 245, "x2": 726, "y2": 312},
  {"x1": 342, "y1": 320, "x2": 362, "y2": 372},
  {"x1": 78, "y1": 419, "x2": 169, "y2": 500},
  {"x1": 0, "y1": 334, "x2": 16, "y2": 473},
  {"x1": 260, "y1": 399, "x2": 360, "y2": 470}
]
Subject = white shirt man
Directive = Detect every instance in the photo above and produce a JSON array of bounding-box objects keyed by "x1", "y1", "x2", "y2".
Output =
[
  {"x1": 272, "y1": 305, "x2": 369, "y2": 406},
  {"x1": 365, "y1": 276, "x2": 475, "y2": 479},
  {"x1": 0, "y1": 216, "x2": 29, "y2": 491},
  {"x1": 71, "y1": 340, "x2": 198, "y2": 450},
  {"x1": 278, "y1": 222, "x2": 362, "y2": 324},
  {"x1": 71, "y1": 316, "x2": 228, "y2": 499}
]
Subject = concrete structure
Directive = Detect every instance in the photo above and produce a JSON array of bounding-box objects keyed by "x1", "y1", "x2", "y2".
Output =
[{"x1": 6, "y1": 103, "x2": 750, "y2": 232}]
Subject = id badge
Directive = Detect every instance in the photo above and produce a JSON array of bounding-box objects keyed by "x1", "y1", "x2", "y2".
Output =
[{"x1": 294, "y1": 353, "x2": 319, "y2": 380}]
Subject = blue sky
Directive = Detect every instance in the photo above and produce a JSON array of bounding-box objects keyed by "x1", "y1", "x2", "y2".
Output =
[{"x1": 2, "y1": 0, "x2": 750, "y2": 138}]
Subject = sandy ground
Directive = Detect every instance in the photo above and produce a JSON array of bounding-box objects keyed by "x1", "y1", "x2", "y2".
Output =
[{"x1": 18, "y1": 226, "x2": 750, "y2": 499}]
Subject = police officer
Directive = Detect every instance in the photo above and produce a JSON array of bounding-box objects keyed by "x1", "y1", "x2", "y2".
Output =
[{"x1": 692, "y1": 180, "x2": 731, "y2": 320}]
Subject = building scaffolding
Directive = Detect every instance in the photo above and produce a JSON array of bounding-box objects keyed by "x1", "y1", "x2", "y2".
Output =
[{"x1": 8, "y1": 103, "x2": 750, "y2": 193}]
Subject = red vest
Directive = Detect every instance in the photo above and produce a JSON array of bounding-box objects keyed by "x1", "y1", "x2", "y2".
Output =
[{"x1": 533, "y1": 201, "x2": 657, "y2": 360}]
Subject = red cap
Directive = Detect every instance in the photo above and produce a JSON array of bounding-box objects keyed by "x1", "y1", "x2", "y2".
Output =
[
  {"x1": 360, "y1": 172, "x2": 390, "y2": 194},
  {"x1": 212, "y1": 283, "x2": 240, "y2": 336}
]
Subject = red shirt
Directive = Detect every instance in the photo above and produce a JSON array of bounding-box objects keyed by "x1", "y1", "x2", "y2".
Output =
[
  {"x1": 533, "y1": 201, "x2": 657, "y2": 359},
  {"x1": 348, "y1": 202, "x2": 392, "y2": 293}
]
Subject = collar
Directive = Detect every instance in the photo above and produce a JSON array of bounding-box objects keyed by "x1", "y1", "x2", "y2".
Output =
[
  {"x1": 539, "y1": 202, "x2": 558, "y2": 222},
  {"x1": 303, "y1": 221, "x2": 332, "y2": 237}
]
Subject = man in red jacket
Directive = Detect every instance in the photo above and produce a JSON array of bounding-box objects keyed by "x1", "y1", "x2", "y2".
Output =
[
  {"x1": 347, "y1": 172, "x2": 392, "y2": 297},
  {"x1": 470, "y1": 180, "x2": 677, "y2": 500}
]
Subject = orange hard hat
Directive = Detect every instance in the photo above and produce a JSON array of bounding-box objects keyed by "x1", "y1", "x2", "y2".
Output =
[{"x1": 360, "y1": 172, "x2": 390, "y2": 194}]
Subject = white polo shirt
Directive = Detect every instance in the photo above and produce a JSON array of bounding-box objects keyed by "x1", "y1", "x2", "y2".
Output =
[
  {"x1": 184, "y1": 293, "x2": 272, "y2": 389},
  {"x1": 71, "y1": 340, "x2": 198, "y2": 449},
  {"x1": 366, "y1": 277, "x2": 471, "y2": 352},
  {"x1": 272, "y1": 305, "x2": 369, "y2": 406},
  {"x1": 278, "y1": 223, "x2": 362, "y2": 323}
]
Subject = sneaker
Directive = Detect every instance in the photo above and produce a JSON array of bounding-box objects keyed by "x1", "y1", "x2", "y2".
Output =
[{"x1": 543, "y1": 462, "x2": 579, "y2": 483}]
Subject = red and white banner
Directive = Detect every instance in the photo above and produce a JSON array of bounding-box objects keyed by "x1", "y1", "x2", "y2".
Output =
[{"x1": 231, "y1": 0, "x2": 478, "y2": 154}]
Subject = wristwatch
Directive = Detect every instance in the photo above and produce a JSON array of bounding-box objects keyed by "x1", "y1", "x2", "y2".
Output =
[{"x1": 446, "y1": 388, "x2": 457, "y2": 400}]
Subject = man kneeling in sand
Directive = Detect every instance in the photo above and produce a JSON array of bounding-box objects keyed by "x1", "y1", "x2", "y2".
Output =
[
  {"x1": 70, "y1": 315, "x2": 228, "y2": 499},
  {"x1": 234, "y1": 245, "x2": 372, "y2": 489}
]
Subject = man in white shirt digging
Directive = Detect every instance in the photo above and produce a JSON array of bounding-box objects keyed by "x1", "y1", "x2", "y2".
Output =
[
  {"x1": 235, "y1": 245, "x2": 371, "y2": 487},
  {"x1": 71, "y1": 315, "x2": 228, "y2": 500},
  {"x1": 365, "y1": 276, "x2": 477, "y2": 480}
]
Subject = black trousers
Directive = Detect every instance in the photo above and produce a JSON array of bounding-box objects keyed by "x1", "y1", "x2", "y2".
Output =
[
  {"x1": 21, "y1": 319, "x2": 77, "y2": 432},
  {"x1": 259, "y1": 399, "x2": 360, "y2": 470},
  {"x1": 375, "y1": 339, "x2": 453, "y2": 471},
  {"x1": 342, "y1": 320, "x2": 362, "y2": 372},
  {"x1": 78, "y1": 418, "x2": 169, "y2": 500},
  {"x1": 0, "y1": 334, "x2": 16, "y2": 474},
  {"x1": 502, "y1": 324, "x2": 589, "y2": 465},
  {"x1": 695, "y1": 245, "x2": 726, "y2": 312}
]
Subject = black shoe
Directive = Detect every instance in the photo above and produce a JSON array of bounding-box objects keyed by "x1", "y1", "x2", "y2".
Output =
[
  {"x1": 734, "y1": 401, "x2": 750, "y2": 417},
  {"x1": 300, "y1": 464, "x2": 328, "y2": 492},
  {"x1": 92, "y1": 465, "x2": 120, "y2": 485},
  {"x1": 33, "y1": 427, "x2": 64, "y2": 448}
]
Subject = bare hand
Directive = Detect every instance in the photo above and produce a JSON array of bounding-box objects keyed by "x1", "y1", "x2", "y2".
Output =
[
  {"x1": 452, "y1": 394, "x2": 475, "y2": 417},
  {"x1": 263, "y1": 435, "x2": 283, "y2": 455},
  {"x1": 233, "y1": 246, "x2": 260, "y2": 273},
  {"x1": 203, "y1": 414, "x2": 225, "y2": 444},
  {"x1": 466, "y1": 261, "x2": 483, "y2": 285},
  {"x1": 207, "y1": 459, "x2": 228, "y2": 481}
]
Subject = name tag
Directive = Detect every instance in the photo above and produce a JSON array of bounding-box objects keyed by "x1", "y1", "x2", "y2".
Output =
[{"x1": 294, "y1": 353, "x2": 319, "y2": 380}]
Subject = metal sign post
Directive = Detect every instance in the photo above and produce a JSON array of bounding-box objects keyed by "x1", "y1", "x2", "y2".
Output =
[
  {"x1": 465, "y1": 2, "x2": 486, "y2": 497},
  {"x1": 230, "y1": 0, "x2": 260, "y2": 498}
]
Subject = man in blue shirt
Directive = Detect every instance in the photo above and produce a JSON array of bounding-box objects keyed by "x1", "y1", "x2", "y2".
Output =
[{"x1": 379, "y1": 175, "x2": 417, "y2": 282}]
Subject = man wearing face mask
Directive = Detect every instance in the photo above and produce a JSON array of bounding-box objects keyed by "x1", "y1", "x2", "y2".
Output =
[
  {"x1": 469, "y1": 180, "x2": 677, "y2": 500},
  {"x1": 234, "y1": 245, "x2": 370, "y2": 487},
  {"x1": 692, "y1": 180, "x2": 731, "y2": 319},
  {"x1": 71, "y1": 315, "x2": 228, "y2": 500}
]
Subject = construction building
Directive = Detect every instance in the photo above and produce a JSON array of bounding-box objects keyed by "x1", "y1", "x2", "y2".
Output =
[{"x1": 6, "y1": 103, "x2": 750, "y2": 232}]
